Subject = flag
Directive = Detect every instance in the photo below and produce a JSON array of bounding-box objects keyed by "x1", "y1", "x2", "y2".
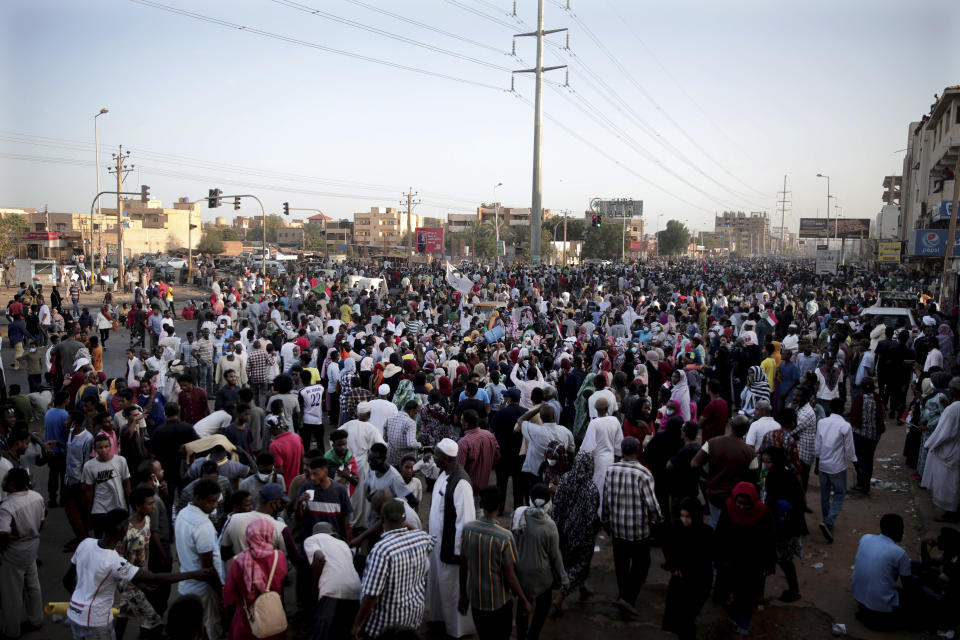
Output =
[
  {"x1": 766, "y1": 310, "x2": 778, "y2": 326},
  {"x1": 445, "y1": 261, "x2": 474, "y2": 297}
]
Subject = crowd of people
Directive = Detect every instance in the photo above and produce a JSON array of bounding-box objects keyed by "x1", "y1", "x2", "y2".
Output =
[{"x1": 0, "y1": 257, "x2": 957, "y2": 640}]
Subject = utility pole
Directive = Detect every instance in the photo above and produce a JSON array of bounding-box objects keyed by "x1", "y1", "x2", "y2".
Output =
[
  {"x1": 400, "y1": 188, "x2": 419, "y2": 263},
  {"x1": 108, "y1": 146, "x2": 134, "y2": 286},
  {"x1": 777, "y1": 176, "x2": 791, "y2": 254},
  {"x1": 514, "y1": 0, "x2": 566, "y2": 264},
  {"x1": 562, "y1": 208, "x2": 568, "y2": 266}
]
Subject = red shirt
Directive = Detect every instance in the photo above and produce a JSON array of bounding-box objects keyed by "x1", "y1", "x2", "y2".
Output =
[
  {"x1": 700, "y1": 398, "x2": 730, "y2": 441},
  {"x1": 270, "y1": 431, "x2": 304, "y2": 491},
  {"x1": 456, "y1": 428, "x2": 501, "y2": 491},
  {"x1": 178, "y1": 387, "x2": 210, "y2": 424}
]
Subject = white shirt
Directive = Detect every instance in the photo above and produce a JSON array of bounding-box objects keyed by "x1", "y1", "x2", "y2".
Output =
[
  {"x1": 587, "y1": 388, "x2": 618, "y2": 419},
  {"x1": 367, "y1": 398, "x2": 399, "y2": 435},
  {"x1": 299, "y1": 384, "x2": 325, "y2": 425},
  {"x1": 340, "y1": 420, "x2": 385, "y2": 475},
  {"x1": 745, "y1": 416, "x2": 781, "y2": 451},
  {"x1": 814, "y1": 414, "x2": 858, "y2": 475},
  {"x1": 193, "y1": 410, "x2": 233, "y2": 438},
  {"x1": 68, "y1": 538, "x2": 139, "y2": 627},
  {"x1": 303, "y1": 533, "x2": 361, "y2": 600}
]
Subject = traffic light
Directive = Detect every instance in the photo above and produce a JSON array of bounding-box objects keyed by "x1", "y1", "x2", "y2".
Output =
[
  {"x1": 282, "y1": 202, "x2": 290, "y2": 216},
  {"x1": 592, "y1": 214, "x2": 602, "y2": 227},
  {"x1": 233, "y1": 197, "x2": 241, "y2": 211},
  {"x1": 207, "y1": 188, "x2": 222, "y2": 208},
  {"x1": 140, "y1": 185, "x2": 150, "y2": 203}
]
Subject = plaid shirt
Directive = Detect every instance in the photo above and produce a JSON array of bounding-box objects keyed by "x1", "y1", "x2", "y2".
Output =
[
  {"x1": 361, "y1": 528, "x2": 435, "y2": 638},
  {"x1": 246, "y1": 349, "x2": 274, "y2": 384},
  {"x1": 384, "y1": 412, "x2": 420, "y2": 467},
  {"x1": 601, "y1": 460, "x2": 662, "y2": 541},
  {"x1": 343, "y1": 387, "x2": 373, "y2": 422},
  {"x1": 794, "y1": 404, "x2": 818, "y2": 464}
]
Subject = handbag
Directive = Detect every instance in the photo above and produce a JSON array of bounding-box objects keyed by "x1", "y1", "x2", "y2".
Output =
[{"x1": 243, "y1": 550, "x2": 287, "y2": 638}]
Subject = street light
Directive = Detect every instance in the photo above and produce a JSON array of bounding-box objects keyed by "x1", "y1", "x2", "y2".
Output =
[
  {"x1": 816, "y1": 173, "x2": 832, "y2": 245},
  {"x1": 493, "y1": 182, "x2": 503, "y2": 267},
  {"x1": 93, "y1": 108, "x2": 108, "y2": 270}
]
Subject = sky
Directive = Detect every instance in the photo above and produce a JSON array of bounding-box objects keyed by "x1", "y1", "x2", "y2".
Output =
[{"x1": 1, "y1": 0, "x2": 957, "y2": 234}]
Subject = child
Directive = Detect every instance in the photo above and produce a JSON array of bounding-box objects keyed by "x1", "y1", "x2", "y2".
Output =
[
  {"x1": 17, "y1": 340, "x2": 44, "y2": 392},
  {"x1": 89, "y1": 335, "x2": 103, "y2": 372},
  {"x1": 78, "y1": 307, "x2": 93, "y2": 334},
  {"x1": 412, "y1": 448, "x2": 440, "y2": 493},
  {"x1": 399, "y1": 454, "x2": 423, "y2": 506},
  {"x1": 223, "y1": 404, "x2": 253, "y2": 455}
]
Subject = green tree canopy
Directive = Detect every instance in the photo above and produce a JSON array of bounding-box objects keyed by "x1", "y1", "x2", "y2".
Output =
[
  {"x1": 657, "y1": 219, "x2": 690, "y2": 256},
  {"x1": 581, "y1": 223, "x2": 626, "y2": 259},
  {"x1": 264, "y1": 214, "x2": 284, "y2": 243},
  {"x1": 196, "y1": 229, "x2": 224, "y2": 254},
  {"x1": 0, "y1": 214, "x2": 27, "y2": 258}
]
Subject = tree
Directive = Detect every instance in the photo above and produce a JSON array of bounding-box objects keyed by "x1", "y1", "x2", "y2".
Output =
[
  {"x1": 303, "y1": 221, "x2": 326, "y2": 241},
  {"x1": 219, "y1": 228, "x2": 240, "y2": 241},
  {"x1": 264, "y1": 214, "x2": 284, "y2": 243},
  {"x1": 196, "y1": 229, "x2": 224, "y2": 254},
  {"x1": 581, "y1": 223, "x2": 626, "y2": 259},
  {"x1": 457, "y1": 220, "x2": 495, "y2": 258},
  {"x1": 657, "y1": 219, "x2": 691, "y2": 256},
  {"x1": 0, "y1": 214, "x2": 27, "y2": 258}
]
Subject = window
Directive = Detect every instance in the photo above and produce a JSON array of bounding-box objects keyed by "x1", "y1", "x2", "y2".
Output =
[
  {"x1": 955, "y1": 103, "x2": 960, "y2": 124},
  {"x1": 56, "y1": 223, "x2": 66, "y2": 231},
  {"x1": 34, "y1": 223, "x2": 44, "y2": 231}
]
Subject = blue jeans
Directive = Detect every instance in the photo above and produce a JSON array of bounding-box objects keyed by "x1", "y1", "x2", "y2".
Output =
[
  {"x1": 72, "y1": 300, "x2": 80, "y2": 317},
  {"x1": 197, "y1": 363, "x2": 213, "y2": 394},
  {"x1": 708, "y1": 502, "x2": 722, "y2": 529},
  {"x1": 819, "y1": 470, "x2": 847, "y2": 532}
]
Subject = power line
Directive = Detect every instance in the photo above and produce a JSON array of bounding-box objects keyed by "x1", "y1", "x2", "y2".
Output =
[
  {"x1": 268, "y1": 0, "x2": 513, "y2": 71},
  {"x1": 127, "y1": 0, "x2": 507, "y2": 91},
  {"x1": 339, "y1": 0, "x2": 510, "y2": 56},
  {"x1": 561, "y1": 4, "x2": 770, "y2": 200},
  {"x1": 441, "y1": 0, "x2": 518, "y2": 29}
]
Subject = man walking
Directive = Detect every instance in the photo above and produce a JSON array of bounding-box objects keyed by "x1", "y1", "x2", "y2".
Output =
[
  {"x1": 427, "y1": 438, "x2": 476, "y2": 638},
  {"x1": 457, "y1": 409, "x2": 500, "y2": 491},
  {"x1": 458, "y1": 485, "x2": 531, "y2": 639},
  {"x1": 601, "y1": 436, "x2": 662, "y2": 615},
  {"x1": 0, "y1": 468, "x2": 44, "y2": 639},
  {"x1": 174, "y1": 477, "x2": 225, "y2": 640},
  {"x1": 815, "y1": 397, "x2": 857, "y2": 542}
]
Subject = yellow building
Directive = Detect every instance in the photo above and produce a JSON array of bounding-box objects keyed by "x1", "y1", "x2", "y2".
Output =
[{"x1": 353, "y1": 206, "x2": 423, "y2": 250}]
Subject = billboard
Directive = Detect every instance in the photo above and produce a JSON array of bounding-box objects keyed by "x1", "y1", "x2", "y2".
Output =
[
  {"x1": 815, "y1": 248, "x2": 840, "y2": 274},
  {"x1": 798, "y1": 218, "x2": 872, "y2": 238},
  {"x1": 415, "y1": 227, "x2": 443, "y2": 253},
  {"x1": 931, "y1": 201, "x2": 955, "y2": 223},
  {"x1": 909, "y1": 229, "x2": 960, "y2": 257},
  {"x1": 877, "y1": 241, "x2": 901, "y2": 263},
  {"x1": 590, "y1": 198, "x2": 643, "y2": 218},
  {"x1": 629, "y1": 241, "x2": 645, "y2": 250}
]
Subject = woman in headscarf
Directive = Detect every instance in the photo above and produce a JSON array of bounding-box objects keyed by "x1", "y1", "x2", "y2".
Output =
[
  {"x1": 540, "y1": 440, "x2": 571, "y2": 495},
  {"x1": 661, "y1": 497, "x2": 713, "y2": 640},
  {"x1": 550, "y1": 451, "x2": 601, "y2": 616},
  {"x1": 760, "y1": 446, "x2": 808, "y2": 603},
  {"x1": 436, "y1": 375, "x2": 453, "y2": 399},
  {"x1": 714, "y1": 482, "x2": 776, "y2": 636},
  {"x1": 419, "y1": 389, "x2": 452, "y2": 447},
  {"x1": 740, "y1": 365, "x2": 771, "y2": 416},
  {"x1": 623, "y1": 396, "x2": 653, "y2": 445},
  {"x1": 222, "y1": 518, "x2": 288, "y2": 640},
  {"x1": 645, "y1": 350, "x2": 663, "y2": 416},
  {"x1": 644, "y1": 415, "x2": 685, "y2": 525},
  {"x1": 392, "y1": 378, "x2": 419, "y2": 412},
  {"x1": 572, "y1": 372, "x2": 597, "y2": 441},
  {"x1": 918, "y1": 374, "x2": 950, "y2": 477},
  {"x1": 939, "y1": 323, "x2": 955, "y2": 369},
  {"x1": 514, "y1": 483, "x2": 568, "y2": 640},
  {"x1": 338, "y1": 357, "x2": 357, "y2": 426},
  {"x1": 669, "y1": 370, "x2": 691, "y2": 421}
]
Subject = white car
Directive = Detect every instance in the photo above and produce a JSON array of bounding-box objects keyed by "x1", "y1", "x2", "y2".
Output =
[
  {"x1": 859, "y1": 305, "x2": 918, "y2": 332},
  {"x1": 156, "y1": 257, "x2": 187, "y2": 270}
]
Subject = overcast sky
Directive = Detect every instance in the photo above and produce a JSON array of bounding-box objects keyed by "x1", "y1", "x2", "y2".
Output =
[{"x1": 1, "y1": 0, "x2": 956, "y2": 233}]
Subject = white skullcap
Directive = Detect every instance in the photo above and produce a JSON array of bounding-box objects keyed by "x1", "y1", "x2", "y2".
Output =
[
  {"x1": 436, "y1": 438, "x2": 458, "y2": 457},
  {"x1": 378, "y1": 384, "x2": 391, "y2": 396},
  {"x1": 356, "y1": 402, "x2": 371, "y2": 414}
]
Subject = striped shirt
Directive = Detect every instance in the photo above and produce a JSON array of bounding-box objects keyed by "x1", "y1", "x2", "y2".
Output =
[
  {"x1": 361, "y1": 528, "x2": 436, "y2": 637},
  {"x1": 459, "y1": 516, "x2": 517, "y2": 611},
  {"x1": 601, "y1": 460, "x2": 662, "y2": 541}
]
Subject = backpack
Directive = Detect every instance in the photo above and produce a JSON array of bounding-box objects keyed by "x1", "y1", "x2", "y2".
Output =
[{"x1": 244, "y1": 551, "x2": 287, "y2": 638}]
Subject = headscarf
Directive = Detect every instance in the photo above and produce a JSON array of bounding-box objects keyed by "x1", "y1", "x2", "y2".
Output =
[
  {"x1": 725, "y1": 481, "x2": 768, "y2": 527},
  {"x1": 744, "y1": 365, "x2": 771, "y2": 411},
  {"x1": 669, "y1": 372, "x2": 691, "y2": 421},
  {"x1": 233, "y1": 518, "x2": 277, "y2": 594},
  {"x1": 939, "y1": 323, "x2": 954, "y2": 365},
  {"x1": 818, "y1": 360, "x2": 839, "y2": 392},
  {"x1": 392, "y1": 379, "x2": 418, "y2": 411},
  {"x1": 541, "y1": 440, "x2": 570, "y2": 488},
  {"x1": 573, "y1": 372, "x2": 597, "y2": 440},
  {"x1": 437, "y1": 375, "x2": 453, "y2": 398},
  {"x1": 551, "y1": 451, "x2": 600, "y2": 551}
]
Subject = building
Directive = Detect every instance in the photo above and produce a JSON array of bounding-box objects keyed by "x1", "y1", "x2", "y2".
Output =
[
  {"x1": 713, "y1": 210, "x2": 771, "y2": 255},
  {"x1": 276, "y1": 226, "x2": 305, "y2": 248},
  {"x1": 770, "y1": 227, "x2": 799, "y2": 254},
  {"x1": 901, "y1": 86, "x2": 960, "y2": 255},
  {"x1": 876, "y1": 204, "x2": 901, "y2": 239},
  {"x1": 353, "y1": 207, "x2": 423, "y2": 253}
]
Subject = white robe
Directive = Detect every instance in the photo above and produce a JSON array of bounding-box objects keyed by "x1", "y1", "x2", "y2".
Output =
[
  {"x1": 426, "y1": 472, "x2": 476, "y2": 638},
  {"x1": 341, "y1": 419, "x2": 385, "y2": 528},
  {"x1": 922, "y1": 400, "x2": 960, "y2": 512},
  {"x1": 581, "y1": 416, "x2": 624, "y2": 514}
]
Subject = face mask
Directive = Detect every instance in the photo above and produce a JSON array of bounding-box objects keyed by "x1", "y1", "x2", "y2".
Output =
[
  {"x1": 665, "y1": 408, "x2": 675, "y2": 416},
  {"x1": 29, "y1": 348, "x2": 36, "y2": 353},
  {"x1": 547, "y1": 458, "x2": 558, "y2": 467},
  {"x1": 257, "y1": 473, "x2": 271, "y2": 482}
]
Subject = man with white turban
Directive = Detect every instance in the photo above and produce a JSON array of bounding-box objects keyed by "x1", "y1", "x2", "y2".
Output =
[
  {"x1": 340, "y1": 402, "x2": 385, "y2": 530},
  {"x1": 426, "y1": 438, "x2": 476, "y2": 637},
  {"x1": 368, "y1": 384, "x2": 399, "y2": 436}
]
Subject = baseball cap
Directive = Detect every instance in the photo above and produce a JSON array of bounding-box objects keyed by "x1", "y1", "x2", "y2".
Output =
[{"x1": 259, "y1": 483, "x2": 290, "y2": 503}]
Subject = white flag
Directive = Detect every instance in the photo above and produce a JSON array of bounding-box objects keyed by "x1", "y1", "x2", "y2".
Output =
[{"x1": 445, "y1": 261, "x2": 474, "y2": 297}]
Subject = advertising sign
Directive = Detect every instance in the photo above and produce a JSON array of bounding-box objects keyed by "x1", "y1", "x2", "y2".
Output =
[
  {"x1": 799, "y1": 218, "x2": 871, "y2": 238},
  {"x1": 415, "y1": 227, "x2": 443, "y2": 253},
  {"x1": 909, "y1": 229, "x2": 960, "y2": 257},
  {"x1": 629, "y1": 241, "x2": 645, "y2": 250},
  {"x1": 589, "y1": 198, "x2": 643, "y2": 218},
  {"x1": 932, "y1": 201, "x2": 955, "y2": 223},
  {"x1": 877, "y1": 241, "x2": 901, "y2": 263},
  {"x1": 21, "y1": 232, "x2": 59, "y2": 241},
  {"x1": 815, "y1": 248, "x2": 840, "y2": 274}
]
